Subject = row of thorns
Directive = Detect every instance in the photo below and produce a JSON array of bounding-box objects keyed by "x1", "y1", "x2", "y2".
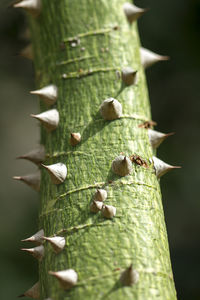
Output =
[{"x1": 13, "y1": 0, "x2": 180, "y2": 298}]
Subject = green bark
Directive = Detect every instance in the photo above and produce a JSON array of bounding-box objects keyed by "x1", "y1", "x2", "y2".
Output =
[{"x1": 29, "y1": 0, "x2": 177, "y2": 299}]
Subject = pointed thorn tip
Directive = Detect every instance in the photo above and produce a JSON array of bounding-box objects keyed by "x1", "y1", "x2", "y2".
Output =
[
  {"x1": 30, "y1": 90, "x2": 36, "y2": 95},
  {"x1": 21, "y1": 248, "x2": 31, "y2": 252},
  {"x1": 161, "y1": 56, "x2": 170, "y2": 61},
  {"x1": 13, "y1": 176, "x2": 21, "y2": 180},
  {"x1": 165, "y1": 132, "x2": 175, "y2": 138},
  {"x1": 41, "y1": 163, "x2": 47, "y2": 169}
]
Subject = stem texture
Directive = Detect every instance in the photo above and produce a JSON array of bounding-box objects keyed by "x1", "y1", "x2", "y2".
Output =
[{"x1": 29, "y1": 0, "x2": 177, "y2": 299}]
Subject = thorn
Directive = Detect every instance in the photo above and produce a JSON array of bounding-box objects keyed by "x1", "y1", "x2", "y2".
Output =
[
  {"x1": 100, "y1": 98, "x2": 122, "y2": 120},
  {"x1": 49, "y1": 269, "x2": 78, "y2": 290},
  {"x1": 13, "y1": 171, "x2": 40, "y2": 191},
  {"x1": 41, "y1": 163, "x2": 67, "y2": 184},
  {"x1": 13, "y1": 0, "x2": 41, "y2": 17},
  {"x1": 17, "y1": 145, "x2": 45, "y2": 165},
  {"x1": 21, "y1": 245, "x2": 44, "y2": 261},
  {"x1": 90, "y1": 200, "x2": 103, "y2": 213},
  {"x1": 120, "y1": 264, "x2": 139, "y2": 286},
  {"x1": 70, "y1": 132, "x2": 81, "y2": 146},
  {"x1": 19, "y1": 44, "x2": 33, "y2": 60},
  {"x1": 152, "y1": 156, "x2": 181, "y2": 178},
  {"x1": 13, "y1": 176, "x2": 21, "y2": 180},
  {"x1": 94, "y1": 189, "x2": 107, "y2": 202},
  {"x1": 148, "y1": 129, "x2": 174, "y2": 148},
  {"x1": 18, "y1": 282, "x2": 40, "y2": 298},
  {"x1": 112, "y1": 155, "x2": 133, "y2": 176},
  {"x1": 109, "y1": 99, "x2": 114, "y2": 104},
  {"x1": 30, "y1": 85, "x2": 58, "y2": 105},
  {"x1": 121, "y1": 67, "x2": 137, "y2": 86},
  {"x1": 21, "y1": 229, "x2": 44, "y2": 244},
  {"x1": 21, "y1": 27, "x2": 31, "y2": 40},
  {"x1": 42, "y1": 236, "x2": 65, "y2": 253},
  {"x1": 30, "y1": 109, "x2": 59, "y2": 132},
  {"x1": 101, "y1": 205, "x2": 116, "y2": 219},
  {"x1": 140, "y1": 47, "x2": 169, "y2": 69},
  {"x1": 123, "y1": 2, "x2": 148, "y2": 24}
]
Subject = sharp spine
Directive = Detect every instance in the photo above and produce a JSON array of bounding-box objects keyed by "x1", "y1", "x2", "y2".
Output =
[
  {"x1": 43, "y1": 236, "x2": 65, "y2": 253},
  {"x1": 152, "y1": 156, "x2": 181, "y2": 178},
  {"x1": 140, "y1": 47, "x2": 169, "y2": 69},
  {"x1": 101, "y1": 205, "x2": 116, "y2": 219},
  {"x1": 21, "y1": 229, "x2": 44, "y2": 244},
  {"x1": 94, "y1": 189, "x2": 107, "y2": 202},
  {"x1": 49, "y1": 269, "x2": 78, "y2": 290},
  {"x1": 112, "y1": 155, "x2": 133, "y2": 177},
  {"x1": 148, "y1": 129, "x2": 174, "y2": 148},
  {"x1": 70, "y1": 132, "x2": 81, "y2": 146},
  {"x1": 41, "y1": 163, "x2": 67, "y2": 184},
  {"x1": 123, "y1": 2, "x2": 148, "y2": 24},
  {"x1": 30, "y1": 109, "x2": 59, "y2": 132},
  {"x1": 90, "y1": 200, "x2": 103, "y2": 213},
  {"x1": 17, "y1": 145, "x2": 45, "y2": 165},
  {"x1": 100, "y1": 98, "x2": 122, "y2": 121},
  {"x1": 121, "y1": 67, "x2": 137, "y2": 86},
  {"x1": 30, "y1": 84, "x2": 58, "y2": 106},
  {"x1": 19, "y1": 44, "x2": 33, "y2": 60},
  {"x1": 13, "y1": 0, "x2": 41, "y2": 17},
  {"x1": 21, "y1": 245, "x2": 44, "y2": 261},
  {"x1": 13, "y1": 171, "x2": 40, "y2": 191},
  {"x1": 120, "y1": 264, "x2": 139, "y2": 286},
  {"x1": 18, "y1": 282, "x2": 40, "y2": 298}
]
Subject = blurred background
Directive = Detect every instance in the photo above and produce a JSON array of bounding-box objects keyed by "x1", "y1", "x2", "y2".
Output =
[{"x1": 0, "y1": 0, "x2": 199, "y2": 299}]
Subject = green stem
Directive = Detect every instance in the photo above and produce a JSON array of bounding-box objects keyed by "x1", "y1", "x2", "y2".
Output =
[{"x1": 29, "y1": 0, "x2": 177, "y2": 299}]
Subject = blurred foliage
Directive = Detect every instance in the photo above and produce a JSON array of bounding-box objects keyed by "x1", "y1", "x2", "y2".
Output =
[{"x1": 0, "y1": 0, "x2": 199, "y2": 299}]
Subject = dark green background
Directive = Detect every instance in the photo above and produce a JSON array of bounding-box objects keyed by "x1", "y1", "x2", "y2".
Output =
[{"x1": 0, "y1": 0, "x2": 199, "y2": 299}]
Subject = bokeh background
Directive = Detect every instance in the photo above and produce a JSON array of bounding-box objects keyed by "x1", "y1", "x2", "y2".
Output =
[{"x1": 0, "y1": 0, "x2": 199, "y2": 299}]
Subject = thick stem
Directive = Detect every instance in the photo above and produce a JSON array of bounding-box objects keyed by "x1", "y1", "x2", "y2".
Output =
[{"x1": 29, "y1": 0, "x2": 177, "y2": 299}]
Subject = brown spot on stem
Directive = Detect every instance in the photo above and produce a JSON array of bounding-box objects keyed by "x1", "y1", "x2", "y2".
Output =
[
  {"x1": 130, "y1": 154, "x2": 149, "y2": 168},
  {"x1": 138, "y1": 120, "x2": 157, "y2": 129}
]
